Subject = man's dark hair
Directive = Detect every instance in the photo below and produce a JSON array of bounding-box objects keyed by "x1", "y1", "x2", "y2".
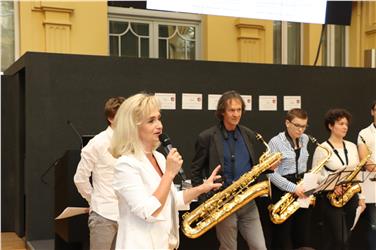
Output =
[
  {"x1": 215, "y1": 90, "x2": 245, "y2": 120},
  {"x1": 104, "y1": 96, "x2": 126, "y2": 125}
]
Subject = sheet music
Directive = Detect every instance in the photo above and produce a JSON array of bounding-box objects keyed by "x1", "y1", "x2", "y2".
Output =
[
  {"x1": 302, "y1": 173, "x2": 320, "y2": 190},
  {"x1": 55, "y1": 207, "x2": 89, "y2": 220},
  {"x1": 299, "y1": 173, "x2": 320, "y2": 208},
  {"x1": 298, "y1": 197, "x2": 310, "y2": 208},
  {"x1": 350, "y1": 206, "x2": 363, "y2": 231},
  {"x1": 360, "y1": 171, "x2": 376, "y2": 203}
]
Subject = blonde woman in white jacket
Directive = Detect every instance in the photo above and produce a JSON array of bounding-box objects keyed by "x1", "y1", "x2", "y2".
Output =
[{"x1": 110, "y1": 93, "x2": 222, "y2": 250}]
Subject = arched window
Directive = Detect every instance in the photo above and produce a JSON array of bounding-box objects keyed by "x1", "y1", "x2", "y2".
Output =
[{"x1": 108, "y1": 7, "x2": 201, "y2": 60}]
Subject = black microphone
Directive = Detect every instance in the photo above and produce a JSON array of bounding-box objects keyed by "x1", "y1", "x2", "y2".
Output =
[
  {"x1": 67, "y1": 120, "x2": 83, "y2": 149},
  {"x1": 159, "y1": 133, "x2": 186, "y2": 181}
]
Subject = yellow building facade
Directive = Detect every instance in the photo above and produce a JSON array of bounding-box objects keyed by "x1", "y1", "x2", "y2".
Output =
[
  {"x1": 15, "y1": 1, "x2": 376, "y2": 67},
  {"x1": 18, "y1": 1, "x2": 108, "y2": 56}
]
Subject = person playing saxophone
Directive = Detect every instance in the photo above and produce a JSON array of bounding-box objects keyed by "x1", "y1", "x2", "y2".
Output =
[
  {"x1": 267, "y1": 108, "x2": 313, "y2": 250},
  {"x1": 312, "y1": 108, "x2": 366, "y2": 250},
  {"x1": 191, "y1": 90, "x2": 278, "y2": 250}
]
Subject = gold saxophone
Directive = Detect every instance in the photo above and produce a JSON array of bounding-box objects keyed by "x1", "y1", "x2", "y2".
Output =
[
  {"x1": 182, "y1": 133, "x2": 282, "y2": 239},
  {"x1": 327, "y1": 136, "x2": 371, "y2": 207},
  {"x1": 268, "y1": 135, "x2": 332, "y2": 224}
]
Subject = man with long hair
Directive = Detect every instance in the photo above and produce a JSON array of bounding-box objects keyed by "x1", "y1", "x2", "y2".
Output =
[{"x1": 191, "y1": 90, "x2": 271, "y2": 250}]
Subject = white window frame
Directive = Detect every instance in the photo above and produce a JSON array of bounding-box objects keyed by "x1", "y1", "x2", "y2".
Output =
[
  {"x1": 109, "y1": 17, "x2": 152, "y2": 57},
  {"x1": 280, "y1": 21, "x2": 304, "y2": 65},
  {"x1": 1, "y1": 1, "x2": 20, "y2": 157},
  {"x1": 108, "y1": 6, "x2": 202, "y2": 59},
  {"x1": 324, "y1": 25, "x2": 349, "y2": 67},
  {"x1": 1, "y1": 1, "x2": 20, "y2": 74}
]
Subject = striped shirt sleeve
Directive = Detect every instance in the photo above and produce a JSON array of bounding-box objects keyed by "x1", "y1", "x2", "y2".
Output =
[{"x1": 267, "y1": 135, "x2": 297, "y2": 193}]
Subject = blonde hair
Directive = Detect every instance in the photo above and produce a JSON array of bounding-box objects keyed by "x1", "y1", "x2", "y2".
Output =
[{"x1": 110, "y1": 93, "x2": 161, "y2": 159}]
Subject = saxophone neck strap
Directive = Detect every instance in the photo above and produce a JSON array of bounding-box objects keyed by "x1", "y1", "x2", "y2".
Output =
[
  {"x1": 324, "y1": 165, "x2": 336, "y2": 172},
  {"x1": 326, "y1": 140, "x2": 348, "y2": 166},
  {"x1": 285, "y1": 131, "x2": 301, "y2": 178}
]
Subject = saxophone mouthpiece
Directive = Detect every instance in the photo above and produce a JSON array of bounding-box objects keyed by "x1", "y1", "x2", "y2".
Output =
[
  {"x1": 255, "y1": 133, "x2": 262, "y2": 141},
  {"x1": 255, "y1": 133, "x2": 268, "y2": 146},
  {"x1": 307, "y1": 134, "x2": 318, "y2": 145}
]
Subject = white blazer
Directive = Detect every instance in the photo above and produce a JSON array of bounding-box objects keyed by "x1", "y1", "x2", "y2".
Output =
[{"x1": 113, "y1": 151, "x2": 189, "y2": 250}]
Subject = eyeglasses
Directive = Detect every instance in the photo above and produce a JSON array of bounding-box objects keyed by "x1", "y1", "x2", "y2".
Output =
[{"x1": 290, "y1": 122, "x2": 308, "y2": 130}]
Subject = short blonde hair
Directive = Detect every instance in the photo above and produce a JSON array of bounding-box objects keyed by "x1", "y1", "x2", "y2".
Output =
[{"x1": 110, "y1": 93, "x2": 161, "y2": 159}]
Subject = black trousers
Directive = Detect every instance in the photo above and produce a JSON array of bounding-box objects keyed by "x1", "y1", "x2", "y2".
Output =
[
  {"x1": 315, "y1": 193, "x2": 358, "y2": 250},
  {"x1": 269, "y1": 181, "x2": 313, "y2": 250}
]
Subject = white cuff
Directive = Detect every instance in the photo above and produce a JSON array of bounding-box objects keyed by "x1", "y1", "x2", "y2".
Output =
[
  {"x1": 144, "y1": 196, "x2": 165, "y2": 223},
  {"x1": 176, "y1": 190, "x2": 190, "y2": 211}
]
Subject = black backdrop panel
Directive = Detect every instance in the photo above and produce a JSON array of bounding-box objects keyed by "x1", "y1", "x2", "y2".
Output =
[
  {"x1": 2, "y1": 52, "x2": 376, "y2": 242},
  {"x1": 1, "y1": 72, "x2": 25, "y2": 236}
]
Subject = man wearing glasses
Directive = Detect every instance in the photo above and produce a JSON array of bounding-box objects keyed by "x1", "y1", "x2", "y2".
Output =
[{"x1": 267, "y1": 108, "x2": 313, "y2": 250}]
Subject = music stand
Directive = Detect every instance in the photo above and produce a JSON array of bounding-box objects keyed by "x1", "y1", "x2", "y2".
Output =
[
  {"x1": 304, "y1": 166, "x2": 351, "y2": 196},
  {"x1": 308, "y1": 167, "x2": 363, "y2": 249},
  {"x1": 333, "y1": 168, "x2": 366, "y2": 246},
  {"x1": 334, "y1": 168, "x2": 362, "y2": 188},
  {"x1": 361, "y1": 163, "x2": 376, "y2": 181}
]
